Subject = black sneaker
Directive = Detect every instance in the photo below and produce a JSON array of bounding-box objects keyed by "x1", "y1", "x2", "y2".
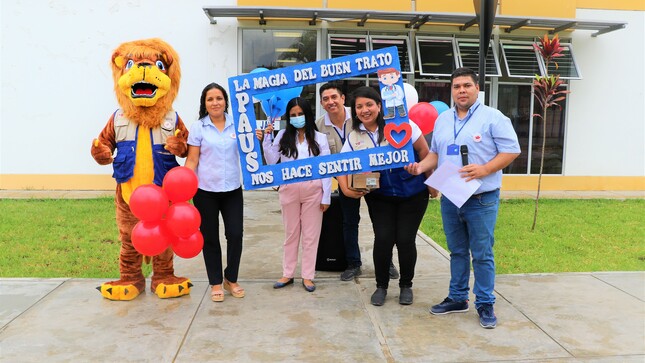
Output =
[
  {"x1": 370, "y1": 288, "x2": 387, "y2": 306},
  {"x1": 430, "y1": 297, "x2": 469, "y2": 315},
  {"x1": 340, "y1": 266, "x2": 362, "y2": 281},
  {"x1": 477, "y1": 304, "x2": 497, "y2": 329},
  {"x1": 389, "y1": 261, "x2": 399, "y2": 279},
  {"x1": 399, "y1": 287, "x2": 413, "y2": 305}
]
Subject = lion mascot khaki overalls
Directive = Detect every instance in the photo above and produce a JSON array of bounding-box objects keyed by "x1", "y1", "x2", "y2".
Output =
[{"x1": 91, "y1": 38, "x2": 192, "y2": 300}]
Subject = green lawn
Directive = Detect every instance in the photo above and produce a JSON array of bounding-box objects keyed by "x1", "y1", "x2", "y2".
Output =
[
  {"x1": 420, "y1": 198, "x2": 645, "y2": 274},
  {"x1": 0, "y1": 198, "x2": 148, "y2": 278},
  {"x1": 1, "y1": 198, "x2": 643, "y2": 277}
]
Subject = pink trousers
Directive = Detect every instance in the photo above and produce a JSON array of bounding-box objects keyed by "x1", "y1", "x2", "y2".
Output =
[{"x1": 278, "y1": 180, "x2": 323, "y2": 280}]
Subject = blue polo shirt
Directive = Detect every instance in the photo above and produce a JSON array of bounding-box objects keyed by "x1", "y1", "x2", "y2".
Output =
[
  {"x1": 187, "y1": 113, "x2": 242, "y2": 192},
  {"x1": 430, "y1": 100, "x2": 520, "y2": 194}
]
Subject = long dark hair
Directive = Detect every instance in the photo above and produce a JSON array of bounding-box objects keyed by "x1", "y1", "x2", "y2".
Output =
[
  {"x1": 198, "y1": 83, "x2": 229, "y2": 119},
  {"x1": 350, "y1": 86, "x2": 385, "y2": 144},
  {"x1": 279, "y1": 97, "x2": 321, "y2": 159}
]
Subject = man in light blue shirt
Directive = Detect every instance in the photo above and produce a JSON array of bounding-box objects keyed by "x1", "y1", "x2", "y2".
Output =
[{"x1": 405, "y1": 67, "x2": 520, "y2": 329}]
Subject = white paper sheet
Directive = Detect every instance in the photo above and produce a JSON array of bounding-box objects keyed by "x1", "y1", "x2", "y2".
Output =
[{"x1": 425, "y1": 161, "x2": 481, "y2": 208}]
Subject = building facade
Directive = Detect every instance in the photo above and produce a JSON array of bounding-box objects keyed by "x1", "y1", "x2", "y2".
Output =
[{"x1": 1, "y1": 0, "x2": 643, "y2": 190}]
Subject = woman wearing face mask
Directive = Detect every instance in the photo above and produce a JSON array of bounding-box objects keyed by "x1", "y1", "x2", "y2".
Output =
[{"x1": 255, "y1": 97, "x2": 331, "y2": 292}]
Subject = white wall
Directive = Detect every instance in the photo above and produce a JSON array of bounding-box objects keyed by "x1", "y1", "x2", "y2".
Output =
[
  {"x1": 566, "y1": 9, "x2": 645, "y2": 176},
  {"x1": 0, "y1": 0, "x2": 237, "y2": 175}
]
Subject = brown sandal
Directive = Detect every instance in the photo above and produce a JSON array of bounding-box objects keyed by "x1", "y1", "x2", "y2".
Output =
[
  {"x1": 211, "y1": 286, "x2": 224, "y2": 302},
  {"x1": 223, "y1": 280, "x2": 245, "y2": 298}
]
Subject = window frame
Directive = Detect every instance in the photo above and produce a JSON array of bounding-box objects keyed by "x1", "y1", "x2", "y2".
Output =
[
  {"x1": 369, "y1": 34, "x2": 414, "y2": 74},
  {"x1": 499, "y1": 39, "x2": 581, "y2": 80},
  {"x1": 239, "y1": 28, "x2": 319, "y2": 73},
  {"x1": 499, "y1": 40, "x2": 543, "y2": 79},
  {"x1": 415, "y1": 36, "x2": 459, "y2": 77},
  {"x1": 327, "y1": 33, "x2": 369, "y2": 60},
  {"x1": 455, "y1": 38, "x2": 502, "y2": 77},
  {"x1": 536, "y1": 42, "x2": 582, "y2": 80},
  {"x1": 328, "y1": 33, "x2": 414, "y2": 74}
]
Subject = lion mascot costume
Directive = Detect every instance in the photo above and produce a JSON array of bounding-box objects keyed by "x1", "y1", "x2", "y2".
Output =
[{"x1": 91, "y1": 38, "x2": 192, "y2": 301}]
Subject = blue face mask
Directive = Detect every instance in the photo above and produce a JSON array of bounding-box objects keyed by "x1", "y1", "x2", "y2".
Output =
[{"x1": 289, "y1": 115, "x2": 306, "y2": 129}]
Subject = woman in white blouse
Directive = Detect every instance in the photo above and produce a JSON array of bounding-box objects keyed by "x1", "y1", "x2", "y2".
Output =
[{"x1": 185, "y1": 83, "x2": 245, "y2": 302}]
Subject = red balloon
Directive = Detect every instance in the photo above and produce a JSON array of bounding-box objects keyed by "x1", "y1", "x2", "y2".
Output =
[
  {"x1": 163, "y1": 166, "x2": 198, "y2": 203},
  {"x1": 165, "y1": 202, "x2": 201, "y2": 238},
  {"x1": 129, "y1": 184, "x2": 169, "y2": 221},
  {"x1": 131, "y1": 220, "x2": 172, "y2": 256},
  {"x1": 409, "y1": 102, "x2": 439, "y2": 135},
  {"x1": 172, "y1": 231, "x2": 204, "y2": 259}
]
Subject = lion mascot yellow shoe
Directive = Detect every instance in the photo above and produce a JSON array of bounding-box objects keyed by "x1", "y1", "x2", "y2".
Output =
[{"x1": 91, "y1": 38, "x2": 192, "y2": 300}]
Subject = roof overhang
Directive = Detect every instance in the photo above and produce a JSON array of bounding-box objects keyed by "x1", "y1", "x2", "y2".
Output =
[{"x1": 202, "y1": 6, "x2": 626, "y2": 37}]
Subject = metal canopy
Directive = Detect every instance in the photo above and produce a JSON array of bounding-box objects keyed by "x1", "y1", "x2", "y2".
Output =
[{"x1": 202, "y1": 6, "x2": 626, "y2": 37}]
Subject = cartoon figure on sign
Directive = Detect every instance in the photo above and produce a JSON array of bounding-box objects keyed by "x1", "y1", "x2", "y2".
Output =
[
  {"x1": 91, "y1": 38, "x2": 192, "y2": 301},
  {"x1": 377, "y1": 67, "x2": 406, "y2": 120}
]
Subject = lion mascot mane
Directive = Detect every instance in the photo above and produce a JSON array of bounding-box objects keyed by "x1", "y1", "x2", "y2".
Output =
[{"x1": 91, "y1": 38, "x2": 192, "y2": 300}]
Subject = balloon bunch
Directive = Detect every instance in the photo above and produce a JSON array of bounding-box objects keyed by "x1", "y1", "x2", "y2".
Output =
[
  {"x1": 403, "y1": 83, "x2": 450, "y2": 136},
  {"x1": 129, "y1": 166, "x2": 203, "y2": 259}
]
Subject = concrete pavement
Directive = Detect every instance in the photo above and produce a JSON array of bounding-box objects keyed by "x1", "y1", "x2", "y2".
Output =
[{"x1": 1, "y1": 190, "x2": 644, "y2": 362}]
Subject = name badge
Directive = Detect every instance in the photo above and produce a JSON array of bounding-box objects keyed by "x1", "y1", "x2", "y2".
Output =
[{"x1": 447, "y1": 144, "x2": 460, "y2": 155}]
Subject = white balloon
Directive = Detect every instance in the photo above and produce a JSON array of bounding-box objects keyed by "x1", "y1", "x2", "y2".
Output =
[{"x1": 403, "y1": 83, "x2": 419, "y2": 111}]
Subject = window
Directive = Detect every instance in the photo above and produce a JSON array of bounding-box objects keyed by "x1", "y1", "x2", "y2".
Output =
[
  {"x1": 329, "y1": 34, "x2": 368, "y2": 59},
  {"x1": 500, "y1": 41, "x2": 542, "y2": 78},
  {"x1": 531, "y1": 88, "x2": 567, "y2": 174},
  {"x1": 500, "y1": 40, "x2": 581, "y2": 80},
  {"x1": 329, "y1": 34, "x2": 413, "y2": 74},
  {"x1": 371, "y1": 36, "x2": 413, "y2": 73},
  {"x1": 416, "y1": 37, "x2": 501, "y2": 78},
  {"x1": 498, "y1": 83, "x2": 566, "y2": 175},
  {"x1": 539, "y1": 43, "x2": 581, "y2": 80},
  {"x1": 416, "y1": 81, "x2": 451, "y2": 104},
  {"x1": 498, "y1": 84, "x2": 533, "y2": 174},
  {"x1": 241, "y1": 29, "x2": 317, "y2": 73},
  {"x1": 456, "y1": 39, "x2": 501, "y2": 77},
  {"x1": 241, "y1": 29, "x2": 318, "y2": 120},
  {"x1": 416, "y1": 37, "x2": 458, "y2": 77}
]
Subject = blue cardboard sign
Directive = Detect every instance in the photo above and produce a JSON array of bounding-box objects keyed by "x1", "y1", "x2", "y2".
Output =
[{"x1": 228, "y1": 46, "x2": 415, "y2": 190}]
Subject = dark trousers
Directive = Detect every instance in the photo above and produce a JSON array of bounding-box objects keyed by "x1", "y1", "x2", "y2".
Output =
[
  {"x1": 192, "y1": 187, "x2": 244, "y2": 285},
  {"x1": 338, "y1": 188, "x2": 362, "y2": 267},
  {"x1": 364, "y1": 190, "x2": 429, "y2": 289}
]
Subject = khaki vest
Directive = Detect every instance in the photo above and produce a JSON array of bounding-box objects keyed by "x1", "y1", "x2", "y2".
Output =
[
  {"x1": 347, "y1": 129, "x2": 388, "y2": 151},
  {"x1": 114, "y1": 109, "x2": 177, "y2": 144}
]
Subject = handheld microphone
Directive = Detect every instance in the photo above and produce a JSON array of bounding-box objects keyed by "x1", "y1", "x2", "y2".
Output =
[{"x1": 460, "y1": 145, "x2": 469, "y2": 166}]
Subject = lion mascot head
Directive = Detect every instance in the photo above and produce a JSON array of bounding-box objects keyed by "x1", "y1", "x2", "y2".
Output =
[{"x1": 110, "y1": 38, "x2": 181, "y2": 129}]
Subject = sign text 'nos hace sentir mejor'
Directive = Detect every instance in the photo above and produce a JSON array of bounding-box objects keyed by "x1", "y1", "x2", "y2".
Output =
[{"x1": 228, "y1": 46, "x2": 415, "y2": 190}]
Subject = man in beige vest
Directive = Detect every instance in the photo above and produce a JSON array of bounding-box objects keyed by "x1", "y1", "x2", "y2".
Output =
[{"x1": 315, "y1": 82, "x2": 399, "y2": 281}]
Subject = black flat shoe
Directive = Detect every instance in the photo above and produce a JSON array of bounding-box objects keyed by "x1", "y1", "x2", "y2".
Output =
[
  {"x1": 389, "y1": 261, "x2": 399, "y2": 279},
  {"x1": 302, "y1": 280, "x2": 316, "y2": 293},
  {"x1": 399, "y1": 287, "x2": 413, "y2": 305},
  {"x1": 273, "y1": 278, "x2": 294, "y2": 289},
  {"x1": 370, "y1": 287, "x2": 387, "y2": 306}
]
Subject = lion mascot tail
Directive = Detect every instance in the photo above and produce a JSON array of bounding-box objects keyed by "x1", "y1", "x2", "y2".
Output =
[{"x1": 91, "y1": 38, "x2": 192, "y2": 301}]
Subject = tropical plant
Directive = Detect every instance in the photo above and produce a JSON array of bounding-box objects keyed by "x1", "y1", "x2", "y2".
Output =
[{"x1": 531, "y1": 34, "x2": 570, "y2": 231}]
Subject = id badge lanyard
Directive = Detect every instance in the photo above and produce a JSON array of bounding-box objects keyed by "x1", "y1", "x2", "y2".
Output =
[
  {"x1": 448, "y1": 104, "x2": 480, "y2": 155},
  {"x1": 366, "y1": 129, "x2": 379, "y2": 148},
  {"x1": 333, "y1": 123, "x2": 346, "y2": 144}
]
